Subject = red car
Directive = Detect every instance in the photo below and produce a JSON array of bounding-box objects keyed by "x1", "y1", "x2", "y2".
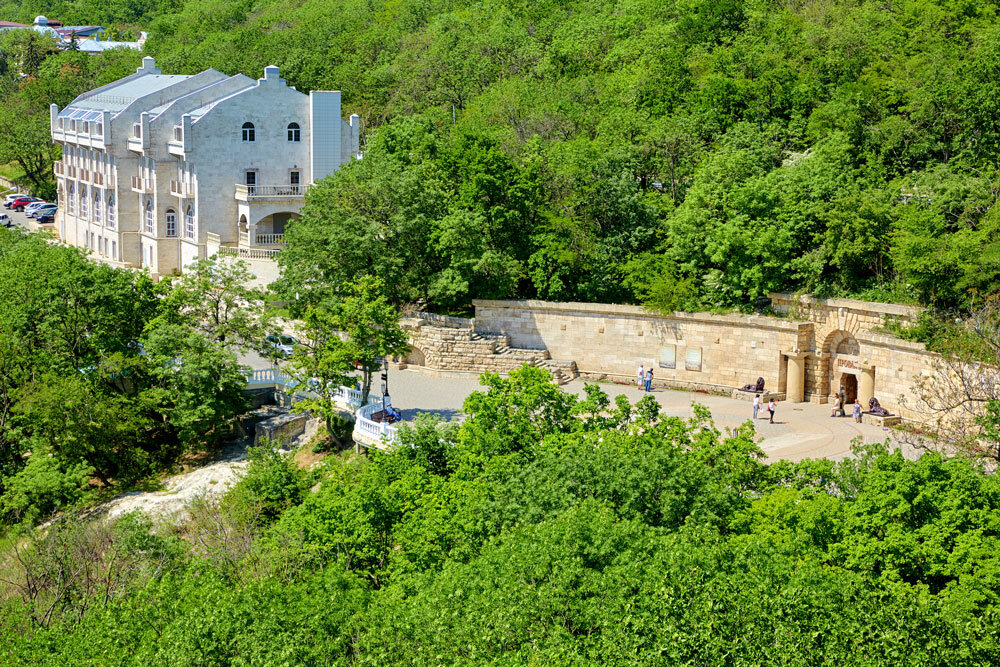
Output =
[{"x1": 9, "y1": 196, "x2": 41, "y2": 212}]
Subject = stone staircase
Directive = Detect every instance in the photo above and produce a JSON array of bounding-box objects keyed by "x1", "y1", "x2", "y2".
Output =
[{"x1": 537, "y1": 359, "x2": 579, "y2": 385}]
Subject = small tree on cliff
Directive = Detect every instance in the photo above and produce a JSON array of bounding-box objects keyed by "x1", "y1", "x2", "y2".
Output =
[
  {"x1": 287, "y1": 277, "x2": 408, "y2": 441},
  {"x1": 906, "y1": 296, "x2": 1000, "y2": 463}
]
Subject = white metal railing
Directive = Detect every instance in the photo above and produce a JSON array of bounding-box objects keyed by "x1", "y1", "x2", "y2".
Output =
[
  {"x1": 234, "y1": 184, "x2": 308, "y2": 200},
  {"x1": 254, "y1": 233, "x2": 285, "y2": 245}
]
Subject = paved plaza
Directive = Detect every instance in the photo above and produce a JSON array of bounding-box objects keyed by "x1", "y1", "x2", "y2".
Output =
[{"x1": 385, "y1": 368, "x2": 919, "y2": 462}]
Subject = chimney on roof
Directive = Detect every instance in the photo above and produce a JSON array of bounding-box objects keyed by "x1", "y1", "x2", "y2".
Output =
[
  {"x1": 137, "y1": 56, "x2": 159, "y2": 74},
  {"x1": 261, "y1": 65, "x2": 283, "y2": 85}
]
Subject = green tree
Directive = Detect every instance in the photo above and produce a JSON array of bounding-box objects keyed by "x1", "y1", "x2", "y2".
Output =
[{"x1": 287, "y1": 277, "x2": 408, "y2": 439}]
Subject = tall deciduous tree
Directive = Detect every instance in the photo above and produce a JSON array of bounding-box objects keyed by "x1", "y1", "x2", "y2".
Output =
[{"x1": 287, "y1": 277, "x2": 408, "y2": 440}]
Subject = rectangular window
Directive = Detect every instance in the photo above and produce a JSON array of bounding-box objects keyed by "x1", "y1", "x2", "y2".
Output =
[
  {"x1": 166, "y1": 218, "x2": 176, "y2": 237},
  {"x1": 685, "y1": 347, "x2": 702, "y2": 372},
  {"x1": 111, "y1": 240, "x2": 116, "y2": 260},
  {"x1": 132, "y1": 123, "x2": 141, "y2": 138},
  {"x1": 658, "y1": 345, "x2": 676, "y2": 370}
]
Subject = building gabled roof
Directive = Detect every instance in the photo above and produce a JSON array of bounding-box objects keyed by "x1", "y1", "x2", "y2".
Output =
[{"x1": 60, "y1": 74, "x2": 192, "y2": 115}]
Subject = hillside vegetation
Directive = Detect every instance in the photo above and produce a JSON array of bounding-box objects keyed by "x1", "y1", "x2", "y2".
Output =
[
  {"x1": 3, "y1": 370, "x2": 1000, "y2": 663},
  {"x1": 1, "y1": 0, "x2": 999, "y2": 310}
]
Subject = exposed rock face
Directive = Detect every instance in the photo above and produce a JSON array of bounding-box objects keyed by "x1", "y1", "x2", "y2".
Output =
[{"x1": 254, "y1": 410, "x2": 309, "y2": 447}]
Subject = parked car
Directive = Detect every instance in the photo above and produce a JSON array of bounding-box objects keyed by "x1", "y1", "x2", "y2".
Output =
[
  {"x1": 11, "y1": 196, "x2": 41, "y2": 212},
  {"x1": 266, "y1": 333, "x2": 298, "y2": 358},
  {"x1": 0, "y1": 213, "x2": 13, "y2": 228},
  {"x1": 36, "y1": 212, "x2": 54, "y2": 225},
  {"x1": 3, "y1": 193, "x2": 23, "y2": 207},
  {"x1": 25, "y1": 202, "x2": 54, "y2": 218}
]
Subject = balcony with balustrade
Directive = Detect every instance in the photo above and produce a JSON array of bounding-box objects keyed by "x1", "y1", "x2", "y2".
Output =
[{"x1": 234, "y1": 183, "x2": 308, "y2": 202}]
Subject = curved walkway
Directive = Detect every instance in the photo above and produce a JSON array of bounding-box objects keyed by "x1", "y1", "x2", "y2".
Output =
[{"x1": 384, "y1": 368, "x2": 919, "y2": 462}]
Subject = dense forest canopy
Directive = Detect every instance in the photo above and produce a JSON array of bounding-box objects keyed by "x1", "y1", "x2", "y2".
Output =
[{"x1": 1, "y1": 0, "x2": 998, "y2": 310}]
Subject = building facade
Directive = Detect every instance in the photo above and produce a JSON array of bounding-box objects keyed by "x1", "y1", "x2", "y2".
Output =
[{"x1": 50, "y1": 57, "x2": 360, "y2": 279}]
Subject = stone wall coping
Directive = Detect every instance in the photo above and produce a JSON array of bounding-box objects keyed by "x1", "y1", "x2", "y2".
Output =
[
  {"x1": 471, "y1": 299, "x2": 810, "y2": 333},
  {"x1": 857, "y1": 331, "x2": 933, "y2": 354},
  {"x1": 768, "y1": 292, "x2": 922, "y2": 318}
]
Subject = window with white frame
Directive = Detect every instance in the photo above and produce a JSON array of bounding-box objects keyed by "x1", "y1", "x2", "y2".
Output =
[
  {"x1": 165, "y1": 209, "x2": 177, "y2": 237},
  {"x1": 111, "y1": 240, "x2": 117, "y2": 260},
  {"x1": 79, "y1": 185, "x2": 88, "y2": 218},
  {"x1": 68, "y1": 184, "x2": 75, "y2": 213},
  {"x1": 144, "y1": 200, "x2": 153, "y2": 233},
  {"x1": 241, "y1": 122, "x2": 255, "y2": 142},
  {"x1": 107, "y1": 195, "x2": 115, "y2": 228},
  {"x1": 184, "y1": 206, "x2": 194, "y2": 239},
  {"x1": 287, "y1": 122, "x2": 300, "y2": 142},
  {"x1": 93, "y1": 191, "x2": 101, "y2": 222}
]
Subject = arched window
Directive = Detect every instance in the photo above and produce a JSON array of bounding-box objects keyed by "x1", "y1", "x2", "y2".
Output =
[
  {"x1": 287, "y1": 122, "x2": 300, "y2": 142},
  {"x1": 184, "y1": 206, "x2": 194, "y2": 239},
  {"x1": 241, "y1": 122, "x2": 255, "y2": 142},
  {"x1": 93, "y1": 191, "x2": 101, "y2": 222},
  {"x1": 144, "y1": 200, "x2": 153, "y2": 233},
  {"x1": 68, "y1": 183, "x2": 75, "y2": 214},
  {"x1": 107, "y1": 194, "x2": 115, "y2": 228},
  {"x1": 79, "y1": 185, "x2": 88, "y2": 218},
  {"x1": 165, "y1": 209, "x2": 177, "y2": 237}
]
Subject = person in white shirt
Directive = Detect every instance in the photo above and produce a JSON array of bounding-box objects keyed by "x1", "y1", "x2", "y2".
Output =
[
  {"x1": 637, "y1": 364, "x2": 644, "y2": 388},
  {"x1": 753, "y1": 394, "x2": 760, "y2": 420}
]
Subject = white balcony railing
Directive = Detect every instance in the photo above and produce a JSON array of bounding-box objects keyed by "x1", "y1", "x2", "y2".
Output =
[
  {"x1": 170, "y1": 180, "x2": 190, "y2": 197},
  {"x1": 255, "y1": 233, "x2": 285, "y2": 245},
  {"x1": 131, "y1": 176, "x2": 146, "y2": 192},
  {"x1": 53, "y1": 161, "x2": 64, "y2": 176},
  {"x1": 234, "y1": 184, "x2": 308, "y2": 201},
  {"x1": 218, "y1": 245, "x2": 281, "y2": 260}
]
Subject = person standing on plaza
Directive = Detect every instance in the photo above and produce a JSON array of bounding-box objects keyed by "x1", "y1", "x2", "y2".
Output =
[
  {"x1": 753, "y1": 393, "x2": 760, "y2": 420},
  {"x1": 645, "y1": 367, "x2": 653, "y2": 392},
  {"x1": 853, "y1": 398, "x2": 862, "y2": 423},
  {"x1": 767, "y1": 398, "x2": 776, "y2": 424},
  {"x1": 637, "y1": 364, "x2": 644, "y2": 389},
  {"x1": 830, "y1": 393, "x2": 840, "y2": 417}
]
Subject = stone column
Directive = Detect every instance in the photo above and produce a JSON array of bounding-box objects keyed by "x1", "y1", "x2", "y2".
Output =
[
  {"x1": 859, "y1": 364, "x2": 875, "y2": 408},
  {"x1": 784, "y1": 351, "x2": 807, "y2": 403}
]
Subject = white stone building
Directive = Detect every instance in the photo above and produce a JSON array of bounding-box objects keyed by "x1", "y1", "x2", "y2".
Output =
[{"x1": 50, "y1": 57, "x2": 359, "y2": 279}]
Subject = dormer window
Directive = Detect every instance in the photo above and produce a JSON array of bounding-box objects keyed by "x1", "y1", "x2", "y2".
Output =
[
  {"x1": 287, "y1": 122, "x2": 300, "y2": 142},
  {"x1": 242, "y1": 122, "x2": 255, "y2": 142}
]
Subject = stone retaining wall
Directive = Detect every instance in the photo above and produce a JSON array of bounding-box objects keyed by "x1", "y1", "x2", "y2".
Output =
[
  {"x1": 402, "y1": 320, "x2": 548, "y2": 374},
  {"x1": 472, "y1": 300, "x2": 807, "y2": 397}
]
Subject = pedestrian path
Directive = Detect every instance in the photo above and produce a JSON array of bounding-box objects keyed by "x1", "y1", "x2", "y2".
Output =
[{"x1": 385, "y1": 368, "x2": 917, "y2": 462}]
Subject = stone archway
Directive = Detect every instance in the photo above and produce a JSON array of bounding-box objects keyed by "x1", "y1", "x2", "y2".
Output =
[
  {"x1": 405, "y1": 346, "x2": 426, "y2": 367},
  {"x1": 823, "y1": 329, "x2": 862, "y2": 399},
  {"x1": 254, "y1": 211, "x2": 300, "y2": 238}
]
